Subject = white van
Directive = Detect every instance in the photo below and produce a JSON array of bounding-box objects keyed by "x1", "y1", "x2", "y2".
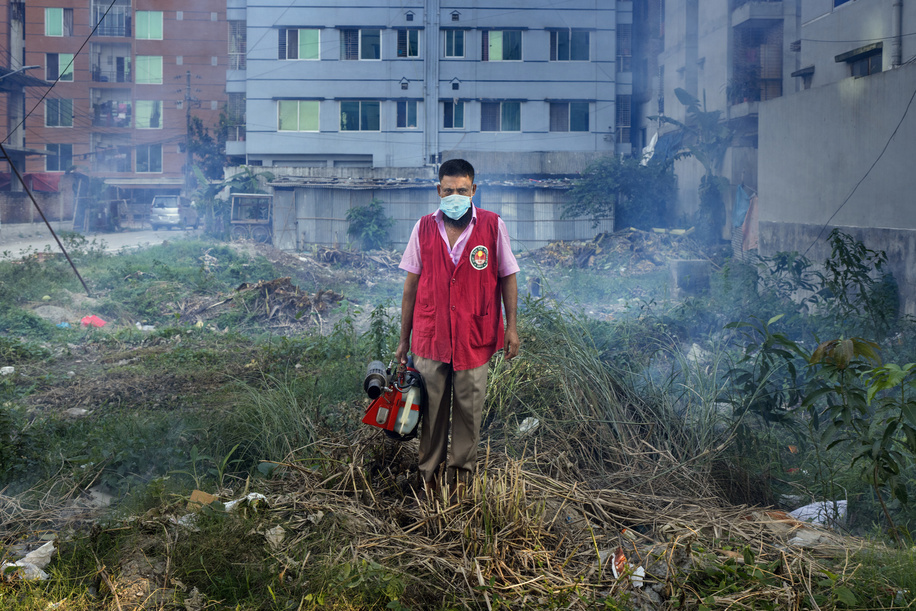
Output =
[{"x1": 150, "y1": 195, "x2": 199, "y2": 230}]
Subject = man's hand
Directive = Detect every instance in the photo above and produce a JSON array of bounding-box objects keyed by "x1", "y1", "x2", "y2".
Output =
[
  {"x1": 395, "y1": 339, "x2": 410, "y2": 367},
  {"x1": 504, "y1": 327, "x2": 520, "y2": 360},
  {"x1": 501, "y1": 273, "x2": 519, "y2": 361}
]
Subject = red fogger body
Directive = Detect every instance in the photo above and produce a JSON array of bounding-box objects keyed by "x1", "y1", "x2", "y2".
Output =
[{"x1": 362, "y1": 360, "x2": 425, "y2": 441}]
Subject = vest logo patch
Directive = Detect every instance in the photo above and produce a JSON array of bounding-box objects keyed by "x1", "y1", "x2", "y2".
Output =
[{"x1": 469, "y1": 245, "x2": 489, "y2": 270}]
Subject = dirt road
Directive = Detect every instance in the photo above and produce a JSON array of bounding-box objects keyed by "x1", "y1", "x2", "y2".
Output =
[{"x1": 0, "y1": 224, "x2": 201, "y2": 259}]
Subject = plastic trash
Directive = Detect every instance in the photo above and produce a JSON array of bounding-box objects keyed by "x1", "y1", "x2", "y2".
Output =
[
  {"x1": 789, "y1": 500, "x2": 847, "y2": 527},
  {"x1": 518, "y1": 417, "x2": 540, "y2": 435},
  {"x1": 1, "y1": 541, "x2": 55, "y2": 581},
  {"x1": 80, "y1": 315, "x2": 107, "y2": 328},
  {"x1": 608, "y1": 548, "x2": 645, "y2": 588},
  {"x1": 0, "y1": 366, "x2": 13, "y2": 376},
  {"x1": 135, "y1": 322, "x2": 155, "y2": 331},
  {"x1": 225, "y1": 492, "x2": 268, "y2": 513},
  {"x1": 263, "y1": 526, "x2": 285, "y2": 550},
  {"x1": 56, "y1": 322, "x2": 70, "y2": 329}
]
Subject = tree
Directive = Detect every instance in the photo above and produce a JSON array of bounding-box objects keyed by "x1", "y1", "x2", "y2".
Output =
[
  {"x1": 187, "y1": 115, "x2": 227, "y2": 182},
  {"x1": 654, "y1": 88, "x2": 733, "y2": 245},
  {"x1": 562, "y1": 155, "x2": 676, "y2": 230}
]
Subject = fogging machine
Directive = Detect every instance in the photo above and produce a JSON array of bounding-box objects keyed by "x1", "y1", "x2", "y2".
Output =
[{"x1": 362, "y1": 359, "x2": 425, "y2": 441}]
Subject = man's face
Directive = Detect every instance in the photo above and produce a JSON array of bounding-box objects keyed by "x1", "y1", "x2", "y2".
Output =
[{"x1": 437, "y1": 174, "x2": 476, "y2": 200}]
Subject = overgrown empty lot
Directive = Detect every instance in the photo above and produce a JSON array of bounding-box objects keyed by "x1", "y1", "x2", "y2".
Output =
[{"x1": 2, "y1": 233, "x2": 916, "y2": 610}]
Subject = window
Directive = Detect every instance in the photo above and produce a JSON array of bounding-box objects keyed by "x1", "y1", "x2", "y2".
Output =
[
  {"x1": 443, "y1": 100, "x2": 464, "y2": 129},
  {"x1": 340, "y1": 29, "x2": 381, "y2": 60},
  {"x1": 481, "y1": 101, "x2": 520, "y2": 132},
  {"x1": 550, "y1": 30, "x2": 589, "y2": 61},
  {"x1": 549, "y1": 102, "x2": 588, "y2": 132},
  {"x1": 45, "y1": 8, "x2": 73, "y2": 36},
  {"x1": 396, "y1": 100, "x2": 418, "y2": 128},
  {"x1": 616, "y1": 24, "x2": 631, "y2": 71},
  {"x1": 46, "y1": 99, "x2": 73, "y2": 127},
  {"x1": 136, "y1": 144, "x2": 162, "y2": 173},
  {"x1": 616, "y1": 95, "x2": 631, "y2": 144},
  {"x1": 279, "y1": 28, "x2": 319, "y2": 60},
  {"x1": 136, "y1": 11, "x2": 163, "y2": 39},
  {"x1": 46, "y1": 144, "x2": 73, "y2": 172},
  {"x1": 850, "y1": 53, "x2": 882, "y2": 76},
  {"x1": 444, "y1": 30, "x2": 465, "y2": 57},
  {"x1": 229, "y1": 21, "x2": 247, "y2": 69},
  {"x1": 46, "y1": 53, "x2": 74, "y2": 81},
  {"x1": 482, "y1": 30, "x2": 522, "y2": 61},
  {"x1": 340, "y1": 100, "x2": 380, "y2": 131},
  {"x1": 135, "y1": 101, "x2": 162, "y2": 128},
  {"x1": 135, "y1": 56, "x2": 163, "y2": 84},
  {"x1": 836, "y1": 43, "x2": 882, "y2": 78},
  {"x1": 397, "y1": 29, "x2": 419, "y2": 58},
  {"x1": 278, "y1": 100, "x2": 319, "y2": 131}
]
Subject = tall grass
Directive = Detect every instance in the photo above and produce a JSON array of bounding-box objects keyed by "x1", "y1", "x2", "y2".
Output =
[{"x1": 485, "y1": 299, "x2": 726, "y2": 496}]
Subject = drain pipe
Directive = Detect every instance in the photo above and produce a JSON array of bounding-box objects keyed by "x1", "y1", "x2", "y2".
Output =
[{"x1": 892, "y1": 0, "x2": 903, "y2": 68}]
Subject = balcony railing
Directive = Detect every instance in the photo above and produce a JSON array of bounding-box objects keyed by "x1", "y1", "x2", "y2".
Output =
[
  {"x1": 734, "y1": 0, "x2": 781, "y2": 7},
  {"x1": 92, "y1": 67, "x2": 131, "y2": 83},
  {"x1": 92, "y1": 7, "x2": 131, "y2": 37},
  {"x1": 229, "y1": 53, "x2": 246, "y2": 70},
  {"x1": 93, "y1": 148, "x2": 131, "y2": 173},
  {"x1": 226, "y1": 125, "x2": 246, "y2": 142}
]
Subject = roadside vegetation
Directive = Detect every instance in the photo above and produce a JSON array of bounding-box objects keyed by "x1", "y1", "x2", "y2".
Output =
[{"x1": 2, "y1": 229, "x2": 916, "y2": 609}]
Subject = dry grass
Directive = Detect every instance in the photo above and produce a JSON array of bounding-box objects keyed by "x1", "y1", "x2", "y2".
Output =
[{"x1": 254, "y1": 433, "x2": 871, "y2": 610}]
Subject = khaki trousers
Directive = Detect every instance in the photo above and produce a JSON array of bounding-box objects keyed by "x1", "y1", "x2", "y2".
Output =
[{"x1": 413, "y1": 355, "x2": 489, "y2": 485}]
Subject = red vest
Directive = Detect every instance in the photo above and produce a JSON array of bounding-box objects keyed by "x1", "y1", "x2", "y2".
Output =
[{"x1": 411, "y1": 208, "x2": 505, "y2": 370}]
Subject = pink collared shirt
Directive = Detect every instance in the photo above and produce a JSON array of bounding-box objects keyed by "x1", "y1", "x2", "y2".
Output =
[{"x1": 400, "y1": 206, "x2": 519, "y2": 277}]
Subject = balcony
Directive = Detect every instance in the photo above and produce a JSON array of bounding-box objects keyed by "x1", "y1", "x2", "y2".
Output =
[
  {"x1": 93, "y1": 147, "x2": 131, "y2": 173},
  {"x1": 92, "y1": 100, "x2": 131, "y2": 127},
  {"x1": 229, "y1": 53, "x2": 246, "y2": 71},
  {"x1": 226, "y1": 124, "x2": 246, "y2": 142},
  {"x1": 92, "y1": 2, "x2": 131, "y2": 37},
  {"x1": 732, "y1": 0, "x2": 784, "y2": 28},
  {"x1": 91, "y1": 67, "x2": 131, "y2": 83},
  {"x1": 90, "y1": 43, "x2": 131, "y2": 83}
]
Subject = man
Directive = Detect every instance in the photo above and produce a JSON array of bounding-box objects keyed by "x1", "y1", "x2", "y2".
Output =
[{"x1": 396, "y1": 159, "x2": 519, "y2": 496}]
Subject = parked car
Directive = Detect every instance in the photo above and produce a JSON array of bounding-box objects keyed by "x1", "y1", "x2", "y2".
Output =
[{"x1": 150, "y1": 195, "x2": 199, "y2": 230}]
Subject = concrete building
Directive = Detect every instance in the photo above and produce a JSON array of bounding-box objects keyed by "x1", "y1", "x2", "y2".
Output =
[
  {"x1": 634, "y1": 0, "x2": 802, "y2": 227},
  {"x1": 227, "y1": 0, "x2": 635, "y2": 173},
  {"x1": 8, "y1": 0, "x2": 228, "y2": 206},
  {"x1": 757, "y1": 0, "x2": 916, "y2": 314}
]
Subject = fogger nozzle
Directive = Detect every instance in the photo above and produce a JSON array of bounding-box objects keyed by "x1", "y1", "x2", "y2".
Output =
[{"x1": 363, "y1": 360, "x2": 388, "y2": 399}]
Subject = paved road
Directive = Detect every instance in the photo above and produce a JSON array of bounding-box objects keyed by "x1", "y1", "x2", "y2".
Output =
[{"x1": 0, "y1": 224, "x2": 202, "y2": 259}]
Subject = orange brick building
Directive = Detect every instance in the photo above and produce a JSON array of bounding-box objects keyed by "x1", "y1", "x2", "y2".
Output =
[{"x1": 17, "y1": 0, "x2": 227, "y2": 203}]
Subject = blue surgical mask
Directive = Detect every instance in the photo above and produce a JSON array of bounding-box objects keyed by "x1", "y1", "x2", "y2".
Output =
[{"x1": 439, "y1": 194, "x2": 472, "y2": 220}]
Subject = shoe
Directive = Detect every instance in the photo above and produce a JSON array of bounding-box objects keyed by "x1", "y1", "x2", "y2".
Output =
[
  {"x1": 415, "y1": 478, "x2": 438, "y2": 505},
  {"x1": 448, "y1": 482, "x2": 466, "y2": 505}
]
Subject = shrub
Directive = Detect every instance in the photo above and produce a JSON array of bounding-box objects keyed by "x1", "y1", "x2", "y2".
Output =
[{"x1": 346, "y1": 198, "x2": 395, "y2": 250}]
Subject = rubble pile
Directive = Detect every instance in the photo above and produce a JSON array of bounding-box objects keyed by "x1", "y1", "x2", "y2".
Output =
[
  {"x1": 524, "y1": 228, "x2": 708, "y2": 272},
  {"x1": 176, "y1": 277, "x2": 344, "y2": 332},
  {"x1": 315, "y1": 246, "x2": 401, "y2": 269}
]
